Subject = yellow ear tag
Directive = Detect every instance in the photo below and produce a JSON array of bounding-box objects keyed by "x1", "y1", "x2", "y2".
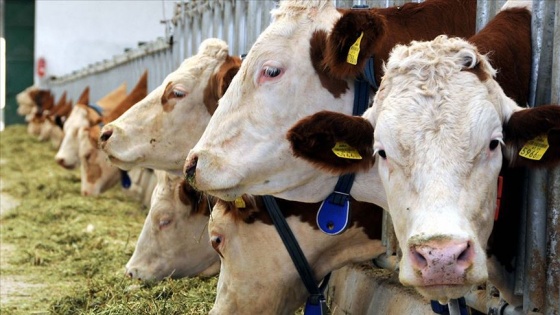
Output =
[
  {"x1": 346, "y1": 32, "x2": 364, "y2": 65},
  {"x1": 332, "y1": 141, "x2": 362, "y2": 159},
  {"x1": 234, "y1": 197, "x2": 246, "y2": 208},
  {"x1": 519, "y1": 134, "x2": 549, "y2": 160}
]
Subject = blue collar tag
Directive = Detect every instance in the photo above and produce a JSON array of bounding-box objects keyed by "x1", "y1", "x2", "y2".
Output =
[
  {"x1": 316, "y1": 191, "x2": 350, "y2": 235},
  {"x1": 304, "y1": 296, "x2": 328, "y2": 315},
  {"x1": 121, "y1": 170, "x2": 131, "y2": 189}
]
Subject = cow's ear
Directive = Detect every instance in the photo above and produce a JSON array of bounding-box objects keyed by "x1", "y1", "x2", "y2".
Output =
[
  {"x1": 77, "y1": 86, "x2": 90, "y2": 105},
  {"x1": 219, "y1": 57, "x2": 241, "y2": 97},
  {"x1": 504, "y1": 105, "x2": 560, "y2": 168},
  {"x1": 324, "y1": 8, "x2": 386, "y2": 79},
  {"x1": 287, "y1": 110, "x2": 375, "y2": 174}
]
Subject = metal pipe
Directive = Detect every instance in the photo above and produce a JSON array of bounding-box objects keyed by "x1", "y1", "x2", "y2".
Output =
[{"x1": 448, "y1": 299, "x2": 461, "y2": 315}]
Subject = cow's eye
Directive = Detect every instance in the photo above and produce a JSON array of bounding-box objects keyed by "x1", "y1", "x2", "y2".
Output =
[
  {"x1": 159, "y1": 219, "x2": 171, "y2": 229},
  {"x1": 489, "y1": 139, "x2": 500, "y2": 151},
  {"x1": 211, "y1": 234, "x2": 224, "y2": 258},
  {"x1": 263, "y1": 66, "x2": 281, "y2": 78},
  {"x1": 171, "y1": 89, "x2": 186, "y2": 99},
  {"x1": 377, "y1": 150, "x2": 387, "y2": 159}
]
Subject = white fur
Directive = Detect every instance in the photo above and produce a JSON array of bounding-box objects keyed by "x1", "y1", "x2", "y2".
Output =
[
  {"x1": 100, "y1": 38, "x2": 233, "y2": 173},
  {"x1": 208, "y1": 198, "x2": 384, "y2": 314},
  {"x1": 186, "y1": 0, "x2": 388, "y2": 205},
  {"x1": 125, "y1": 170, "x2": 219, "y2": 281}
]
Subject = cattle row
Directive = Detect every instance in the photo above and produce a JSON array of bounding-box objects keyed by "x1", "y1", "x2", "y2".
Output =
[{"x1": 16, "y1": 0, "x2": 559, "y2": 314}]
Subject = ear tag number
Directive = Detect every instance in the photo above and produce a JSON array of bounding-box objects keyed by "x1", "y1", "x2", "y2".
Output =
[
  {"x1": 332, "y1": 141, "x2": 362, "y2": 159},
  {"x1": 234, "y1": 197, "x2": 246, "y2": 208},
  {"x1": 346, "y1": 32, "x2": 364, "y2": 65},
  {"x1": 519, "y1": 134, "x2": 549, "y2": 160}
]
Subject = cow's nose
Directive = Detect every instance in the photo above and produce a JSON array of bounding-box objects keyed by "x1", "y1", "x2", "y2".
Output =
[
  {"x1": 56, "y1": 157, "x2": 65, "y2": 167},
  {"x1": 99, "y1": 129, "x2": 113, "y2": 142},
  {"x1": 409, "y1": 240, "x2": 474, "y2": 285},
  {"x1": 126, "y1": 268, "x2": 137, "y2": 279},
  {"x1": 184, "y1": 156, "x2": 198, "y2": 178}
]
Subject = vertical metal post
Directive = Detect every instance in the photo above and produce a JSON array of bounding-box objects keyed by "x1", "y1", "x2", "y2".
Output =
[{"x1": 523, "y1": 0, "x2": 557, "y2": 313}]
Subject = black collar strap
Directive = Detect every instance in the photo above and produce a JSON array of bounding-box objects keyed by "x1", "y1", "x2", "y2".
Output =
[
  {"x1": 316, "y1": 57, "x2": 378, "y2": 236},
  {"x1": 262, "y1": 195, "x2": 330, "y2": 315}
]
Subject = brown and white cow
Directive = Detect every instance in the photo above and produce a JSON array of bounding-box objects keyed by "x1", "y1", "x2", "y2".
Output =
[
  {"x1": 16, "y1": 86, "x2": 53, "y2": 124},
  {"x1": 125, "y1": 170, "x2": 220, "y2": 281},
  {"x1": 287, "y1": 8, "x2": 560, "y2": 304},
  {"x1": 78, "y1": 71, "x2": 148, "y2": 197},
  {"x1": 184, "y1": 0, "x2": 476, "y2": 203},
  {"x1": 208, "y1": 196, "x2": 385, "y2": 314},
  {"x1": 99, "y1": 38, "x2": 241, "y2": 174},
  {"x1": 55, "y1": 82, "x2": 126, "y2": 169},
  {"x1": 26, "y1": 90, "x2": 55, "y2": 137}
]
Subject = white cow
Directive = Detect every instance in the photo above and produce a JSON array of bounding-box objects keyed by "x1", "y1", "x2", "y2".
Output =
[
  {"x1": 208, "y1": 196, "x2": 385, "y2": 314},
  {"x1": 126, "y1": 170, "x2": 220, "y2": 281},
  {"x1": 77, "y1": 71, "x2": 149, "y2": 197},
  {"x1": 99, "y1": 38, "x2": 241, "y2": 174},
  {"x1": 55, "y1": 83, "x2": 127, "y2": 169},
  {"x1": 185, "y1": 0, "x2": 476, "y2": 203}
]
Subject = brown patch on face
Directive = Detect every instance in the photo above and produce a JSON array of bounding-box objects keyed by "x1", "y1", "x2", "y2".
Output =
[
  {"x1": 309, "y1": 31, "x2": 349, "y2": 98},
  {"x1": 462, "y1": 59, "x2": 490, "y2": 82},
  {"x1": 161, "y1": 81, "x2": 174, "y2": 112},
  {"x1": 85, "y1": 147, "x2": 102, "y2": 184},
  {"x1": 203, "y1": 55, "x2": 242, "y2": 114},
  {"x1": 178, "y1": 180, "x2": 212, "y2": 217}
]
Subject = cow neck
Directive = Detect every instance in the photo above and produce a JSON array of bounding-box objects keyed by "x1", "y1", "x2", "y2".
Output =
[
  {"x1": 259, "y1": 57, "x2": 378, "y2": 315},
  {"x1": 315, "y1": 56, "x2": 378, "y2": 236},
  {"x1": 262, "y1": 195, "x2": 330, "y2": 315}
]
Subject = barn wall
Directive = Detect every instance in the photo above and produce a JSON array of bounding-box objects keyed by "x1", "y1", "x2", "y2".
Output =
[{"x1": 42, "y1": 1, "x2": 559, "y2": 314}]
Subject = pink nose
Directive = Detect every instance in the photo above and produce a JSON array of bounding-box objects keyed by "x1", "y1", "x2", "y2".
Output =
[{"x1": 409, "y1": 240, "x2": 474, "y2": 286}]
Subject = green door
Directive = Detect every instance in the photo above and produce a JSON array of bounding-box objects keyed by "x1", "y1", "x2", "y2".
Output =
[{"x1": 2, "y1": 0, "x2": 35, "y2": 126}]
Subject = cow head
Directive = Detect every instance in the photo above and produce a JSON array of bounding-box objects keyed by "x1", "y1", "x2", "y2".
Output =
[
  {"x1": 125, "y1": 171, "x2": 220, "y2": 281},
  {"x1": 78, "y1": 125, "x2": 120, "y2": 196},
  {"x1": 287, "y1": 36, "x2": 560, "y2": 302},
  {"x1": 55, "y1": 87, "x2": 90, "y2": 169},
  {"x1": 99, "y1": 38, "x2": 241, "y2": 173},
  {"x1": 16, "y1": 85, "x2": 39, "y2": 117},
  {"x1": 185, "y1": 0, "x2": 476, "y2": 203},
  {"x1": 208, "y1": 196, "x2": 384, "y2": 314}
]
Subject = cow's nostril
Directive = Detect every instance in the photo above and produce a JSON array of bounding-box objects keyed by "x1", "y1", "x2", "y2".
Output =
[
  {"x1": 185, "y1": 156, "x2": 198, "y2": 178},
  {"x1": 100, "y1": 129, "x2": 113, "y2": 142},
  {"x1": 56, "y1": 158, "x2": 65, "y2": 167}
]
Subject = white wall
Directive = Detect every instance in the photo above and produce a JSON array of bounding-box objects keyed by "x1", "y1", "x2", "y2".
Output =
[{"x1": 34, "y1": 0, "x2": 177, "y2": 84}]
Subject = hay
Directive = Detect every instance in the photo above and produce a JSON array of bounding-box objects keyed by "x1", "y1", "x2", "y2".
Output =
[{"x1": 0, "y1": 125, "x2": 217, "y2": 314}]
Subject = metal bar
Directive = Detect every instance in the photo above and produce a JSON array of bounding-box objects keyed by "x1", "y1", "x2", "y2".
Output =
[
  {"x1": 545, "y1": 2, "x2": 560, "y2": 313},
  {"x1": 448, "y1": 299, "x2": 461, "y2": 315}
]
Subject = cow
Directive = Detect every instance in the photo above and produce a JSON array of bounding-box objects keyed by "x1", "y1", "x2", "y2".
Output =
[
  {"x1": 125, "y1": 170, "x2": 220, "y2": 281},
  {"x1": 16, "y1": 86, "x2": 52, "y2": 123},
  {"x1": 184, "y1": 0, "x2": 477, "y2": 204},
  {"x1": 26, "y1": 90, "x2": 55, "y2": 137},
  {"x1": 55, "y1": 82, "x2": 126, "y2": 169},
  {"x1": 286, "y1": 5, "x2": 560, "y2": 304},
  {"x1": 208, "y1": 195, "x2": 385, "y2": 314},
  {"x1": 78, "y1": 71, "x2": 148, "y2": 197},
  {"x1": 98, "y1": 38, "x2": 241, "y2": 174}
]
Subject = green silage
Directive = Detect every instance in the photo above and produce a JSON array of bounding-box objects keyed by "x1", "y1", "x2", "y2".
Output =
[{"x1": 0, "y1": 125, "x2": 217, "y2": 314}]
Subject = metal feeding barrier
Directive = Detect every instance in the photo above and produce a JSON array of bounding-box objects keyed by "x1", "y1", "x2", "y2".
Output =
[{"x1": 44, "y1": 1, "x2": 559, "y2": 314}]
